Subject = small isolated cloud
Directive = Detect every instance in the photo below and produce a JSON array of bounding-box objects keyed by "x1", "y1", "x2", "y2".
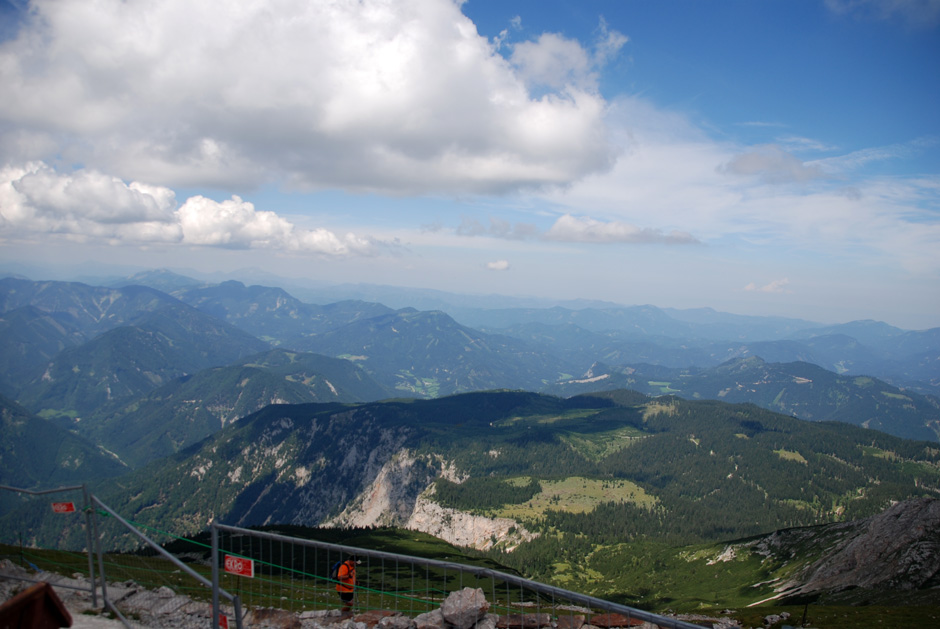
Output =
[
  {"x1": 544, "y1": 214, "x2": 699, "y2": 245},
  {"x1": 492, "y1": 15, "x2": 523, "y2": 50},
  {"x1": 486, "y1": 260, "x2": 510, "y2": 271},
  {"x1": 510, "y1": 17, "x2": 627, "y2": 92},
  {"x1": 593, "y1": 17, "x2": 629, "y2": 66},
  {"x1": 720, "y1": 145, "x2": 825, "y2": 184},
  {"x1": 0, "y1": 162, "x2": 378, "y2": 256},
  {"x1": 744, "y1": 278, "x2": 791, "y2": 293}
]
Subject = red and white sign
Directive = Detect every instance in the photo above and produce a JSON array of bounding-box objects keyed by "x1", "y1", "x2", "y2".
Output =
[
  {"x1": 219, "y1": 613, "x2": 229, "y2": 629},
  {"x1": 224, "y1": 554, "x2": 254, "y2": 578},
  {"x1": 51, "y1": 502, "x2": 76, "y2": 513}
]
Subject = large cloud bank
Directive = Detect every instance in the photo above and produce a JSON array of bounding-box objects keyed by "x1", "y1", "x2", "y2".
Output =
[{"x1": 0, "y1": 0, "x2": 620, "y2": 195}]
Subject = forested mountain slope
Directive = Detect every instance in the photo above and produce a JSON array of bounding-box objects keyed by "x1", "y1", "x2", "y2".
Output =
[
  {"x1": 60, "y1": 391, "x2": 939, "y2": 555},
  {"x1": 15, "y1": 303, "x2": 270, "y2": 419},
  {"x1": 296, "y1": 309, "x2": 573, "y2": 396},
  {"x1": 547, "y1": 357, "x2": 940, "y2": 442},
  {"x1": 0, "y1": 395, "x2": 126, "y2": 492},
  {"x1": 80, "y1": 348, "x2": 392, "y2": 467},
  {"x1": 172, "y1": 279, "x2": 394, "y2": 344}
]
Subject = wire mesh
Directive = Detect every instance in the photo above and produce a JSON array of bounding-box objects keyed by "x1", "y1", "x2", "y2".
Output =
[
  {"x1": 0, "y1": 484, "x2": 98, "y2": 612},
  {"x1": 3, "y1": 484, "x2": 700, "y2": 628},
  {"x1": 89, "y1": 499, "x2": 240, "y2": 628},
  {"x1": 211, "y1": 523, "x2": 703, "y2": 629}
]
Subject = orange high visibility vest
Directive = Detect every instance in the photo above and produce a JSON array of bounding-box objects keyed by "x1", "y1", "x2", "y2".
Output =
[{"x1": 336, "y1": 560, "x2": 355, "y2": 593}]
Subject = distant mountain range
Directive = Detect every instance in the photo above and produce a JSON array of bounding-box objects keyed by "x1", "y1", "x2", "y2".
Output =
[{"x1": 1, "y1": 271, "x2": 938, "y2": 464}]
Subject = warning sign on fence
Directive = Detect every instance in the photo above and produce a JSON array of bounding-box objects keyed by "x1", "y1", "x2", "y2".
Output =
[
  {"x1": 51, "y1": 502, "x2": 76, "y2": 513},
  {"x1": 224, "y1": 554, "x2": 254, "y2": 578}
]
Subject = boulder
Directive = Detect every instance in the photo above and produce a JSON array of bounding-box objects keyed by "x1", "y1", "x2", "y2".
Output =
[
  {"x1": 441, "y1": 588, "x2": 490, "y2": 629},
  {"x1": 414, "y1": 608, "x2": 447, "y2": 629}
]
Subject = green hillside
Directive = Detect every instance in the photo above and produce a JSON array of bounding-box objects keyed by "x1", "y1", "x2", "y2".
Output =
[
  {"x1": 82, "y1": 349, "x2": 392, "y2": 467},
  {"x1": 298, "y1": 309, "x2": 572, "y2": 396},
  {"x1": 548, "y1": 358, "x2": 940, "y2": 442},
  {"x1": 173, "y1": 280, "x2": 394, "y2": 344},
  {"x1": 0, "y1": 394, "x2": 127, "y2": 491},
  {"x1": 0, "y1": 306, "x2": 86, "y2": 395},
  {"x1": 0, "y1": 278, "x2": 181, "y2": 336},
  {"x1": 3, "y1": 388, "x2": 938, "y2": 620},
  {"x1": 83, "y1": 391, "x2": 939, "y2": 551},
  {"x1": 15, "y1": 303, "x2": 270, "y2": 420}
]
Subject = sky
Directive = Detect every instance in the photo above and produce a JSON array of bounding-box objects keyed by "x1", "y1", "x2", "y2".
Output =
[{"x1": 0, "y1": 0, "x2": 938, "y2": 329}]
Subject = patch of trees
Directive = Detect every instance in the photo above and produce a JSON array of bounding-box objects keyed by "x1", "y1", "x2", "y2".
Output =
[{"x1": 434, "y1": 477, "x2": 542, "y2": 511}]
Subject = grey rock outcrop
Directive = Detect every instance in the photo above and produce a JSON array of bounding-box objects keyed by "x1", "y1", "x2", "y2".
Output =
[
  {"x1": 775, "y1": 497, "x2": 940, "y2": 598},
  {"x1": 325, "y1": 449, "x2": 439, "y2": 528},
  {"x1": 405, "y1": 494, "x2": 535, "y2": 551},
  {"x1": 325, "y1": 449, "x2": 534, "y2": 552}
]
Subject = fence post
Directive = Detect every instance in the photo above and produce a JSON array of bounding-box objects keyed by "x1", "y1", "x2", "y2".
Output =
[
  {"x1": 90, "y1": 499, "x2": 109, "y2": 610},
  {"x1": 212, "y1": 521, "x2": 220, "y2": 629},
  {"x1": 234, "y1": 594, "x2": 244, "y2": 629},
  {"x1": 81, "y1": 484, "x2": 98, "y2": 608}
]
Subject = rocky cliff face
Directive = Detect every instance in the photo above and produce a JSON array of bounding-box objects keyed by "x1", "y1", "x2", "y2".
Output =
[
  {"x1": 324, "y1": 448, "x2": 533, "y2": 551},
  {"x1": 760, "y1": 497, "x2": 940, "y2": 603},
  {"x1": 324, "y1": 449, "x2": 439, "y2": 528},
  {"x1": 405, "y1": 493, "x2": 534, "y2": 551}
]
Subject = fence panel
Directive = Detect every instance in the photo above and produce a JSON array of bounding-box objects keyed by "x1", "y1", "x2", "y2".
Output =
[
  {"x1": 89, "y1": 497, "x2": 242, "y2": 628},
  {"x1": 210, "y1": 523, "x2": 703, "y2": 629},
  {"x1": 0, "y1": 484, "x2": 98, "y2": 610}
]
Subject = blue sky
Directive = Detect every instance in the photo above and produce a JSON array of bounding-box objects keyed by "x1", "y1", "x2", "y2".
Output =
[{"x1": 0, "y1": 0, "x2": 938, "y2": 329}]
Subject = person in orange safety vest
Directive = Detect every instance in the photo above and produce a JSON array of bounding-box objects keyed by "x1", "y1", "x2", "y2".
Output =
[{"x1": 335, "y1": 555, "x2": 360, "y2": 612}]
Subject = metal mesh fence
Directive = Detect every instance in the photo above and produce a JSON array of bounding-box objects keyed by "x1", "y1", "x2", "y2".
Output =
[
  {"x1": 0, "y1": 484, "x2": 99, "y2": 612},
  {"x1": 3, "y1": 485, "x2": 700, "y2": 629},
  {"x1": 211, "y1": 523, "x2": 702, "y2": 629},
  {"x1": 90, "y1": 497, "x2": 241, "y2": 628}
]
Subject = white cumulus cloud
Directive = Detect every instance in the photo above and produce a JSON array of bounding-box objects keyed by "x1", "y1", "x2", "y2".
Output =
[
  {"x1": 0, "y1": 0, "x2": 620, "y2": 195},
  {"x1": 0, "y1": 163, "x2": 377, "y2": 256}
]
